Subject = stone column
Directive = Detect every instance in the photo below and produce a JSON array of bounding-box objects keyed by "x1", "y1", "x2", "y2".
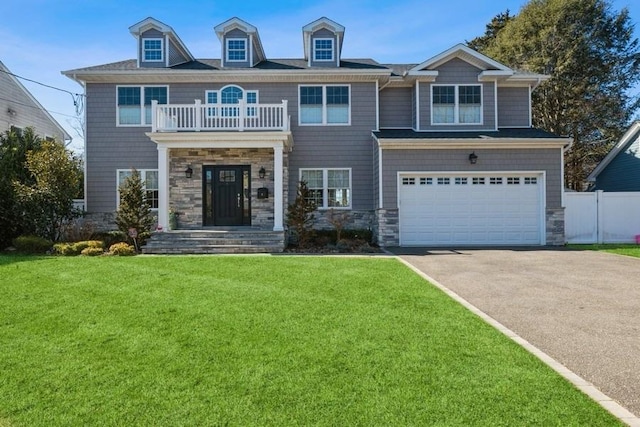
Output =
[{"x1": 273, "y1": 145, "x2": 284, "y2": 231}]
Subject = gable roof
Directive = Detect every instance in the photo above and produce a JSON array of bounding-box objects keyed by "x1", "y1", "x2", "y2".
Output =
[
  {"x1": 0, "y1": 60, "x2": 71, "y2": 141},
  {"x1": 129, "y1": 17, "x2": 194, "y2": 63},
  {"x1": 587, "y1": 121, "x2": 640, "y2": 182},
  {"x1": 214, "y1": 17, "x2": 266, "y2": 64},
  {"x1": 302, "y1": 17, "x2": 345, "y2": 61}
]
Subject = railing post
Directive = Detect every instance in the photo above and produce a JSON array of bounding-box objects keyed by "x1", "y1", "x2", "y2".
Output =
[
  {"x1": 195, "y1": 99, "x2": 201, "y2": 132},
  {"x1": 151, "y1": 100, "x2": 158, "y2": 132},
  {"x1": 239, "y1": 99, "x2": 245, "y2": 131},
  {"x1": 282, "y1": 100, "x2": 288, "y2": 131}
]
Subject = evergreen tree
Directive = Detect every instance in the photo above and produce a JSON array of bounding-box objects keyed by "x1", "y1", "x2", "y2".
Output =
[
  {"x1": 115, "y1": 169, "x2": 154, "y2": 249},
  {"x1": 286, "y1": 181, "x2": 316, "y2": 248},
  {"x1": 467, "y1": 10, "x2": 514, "y2": 52},
  {"x1": 470, "y1": 0, "x2": 640, "y2": 189}
]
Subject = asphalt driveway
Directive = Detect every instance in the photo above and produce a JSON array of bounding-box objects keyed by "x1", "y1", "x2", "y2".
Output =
[{"x1": 390, "y1": 247, "x2": 640, "y2": 421}]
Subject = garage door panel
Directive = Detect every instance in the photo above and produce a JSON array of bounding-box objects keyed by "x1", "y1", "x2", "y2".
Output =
[{"x1": 400, "y1": 173, "x2": 542, "y2": 246}]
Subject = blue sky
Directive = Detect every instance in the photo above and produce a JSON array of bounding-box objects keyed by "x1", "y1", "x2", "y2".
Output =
[{"x1": 1, "y1": 0, "x2": 638, "y2": 152}]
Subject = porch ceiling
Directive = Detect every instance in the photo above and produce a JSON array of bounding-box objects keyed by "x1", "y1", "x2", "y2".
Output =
[{"x1": 146, "y1": 130, "x2": 293, "y2": 150}]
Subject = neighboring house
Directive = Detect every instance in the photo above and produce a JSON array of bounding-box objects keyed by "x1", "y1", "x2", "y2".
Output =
[
  {"x1": 62, "y1": 16, "x2": 568, "y2": 251},
  {"x1": 0, "y1": 60, "x2": 71, "y2": 142},
  {"x1": 587, "y1": 121, "x2": 640, "y2": 191}
]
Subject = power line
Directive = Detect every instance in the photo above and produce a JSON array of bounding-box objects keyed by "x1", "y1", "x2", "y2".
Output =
[{"x1": 0, "y1": 95, "x2": 79, "y2": 119}]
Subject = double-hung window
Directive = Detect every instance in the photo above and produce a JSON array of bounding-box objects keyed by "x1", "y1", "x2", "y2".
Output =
[
  {"x1": 206, "y1": 86, "x2": 258, "y2": 117},
  {"x1": 432, "y1": 84, "x2": 482, "y2": 124},
  {"x1": 313, "y1": 38, "x2": 334, "y2": 62},
  {"x1": 299, "y1": 85, "x2": 350, "y2": 125},
  {"x1": 143, "y1": 38, "x2": 163, "y2": 62},
  {"x1": 300, "y1": 168, "x2": 351, "y2": 209},
  {"x1": 117, "y1": 86, "x2": 168, "y2": 126},
  {"x1": 226, "y1": 38, "x2": 247, "y2": 62},
  {"x1": 117, "y1": 169, "x2": 159, "y2": 210}
]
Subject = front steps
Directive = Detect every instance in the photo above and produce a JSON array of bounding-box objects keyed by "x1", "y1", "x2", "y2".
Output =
[{"x1": 142, "y1": 228, "x2": 286, "y2": 254}]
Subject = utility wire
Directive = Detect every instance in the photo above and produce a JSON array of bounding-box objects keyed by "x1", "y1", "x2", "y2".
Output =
[
  {"x1": 0, "y1": 96, "x2": 79, "y2": 119},
  {"x1": 0, "y1": 68, "x2": 85, "y2": 116}
]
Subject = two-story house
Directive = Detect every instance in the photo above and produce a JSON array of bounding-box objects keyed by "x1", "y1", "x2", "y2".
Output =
[
  {"x1": 1, "y1": 60, "x2": 71, "y2": 142},
  {"x1": 63, "y1": 16, "x2": 568, "y2": 253}
]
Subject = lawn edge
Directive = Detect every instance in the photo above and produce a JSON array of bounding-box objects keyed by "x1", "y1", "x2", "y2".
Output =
[{"x1": 392, "y1": 254, "x2": 640, "y2": 427}]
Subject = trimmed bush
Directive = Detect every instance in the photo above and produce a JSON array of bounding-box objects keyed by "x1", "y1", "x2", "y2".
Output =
[
  {"x1": 53, "y1": 243, "x2": 75, "y2": 256},
  {"x1": 92, "y1": 231, "x2": 128, "y2": 248},
  {"x1": 12, "y1": 235, "x2": 53, "y2": 254},
  {"x1": 109, "y1": 242, "x2": 136, "y2": 256},
  {"x1": 80, "y1": 247, "x2": 104, "y2": 256},
  {"x1": 53, "y1": 240, "x2": 104, "y2": 256}
]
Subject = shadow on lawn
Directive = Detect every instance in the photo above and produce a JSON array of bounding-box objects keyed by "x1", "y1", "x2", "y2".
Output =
[{"x1": 0, "y1": 254, "x2": 51, "y2": 266}]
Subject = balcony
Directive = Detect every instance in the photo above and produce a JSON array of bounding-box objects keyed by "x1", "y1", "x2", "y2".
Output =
[{"x1": 151, "y1": 99, "x2": 289, "y2": 133}]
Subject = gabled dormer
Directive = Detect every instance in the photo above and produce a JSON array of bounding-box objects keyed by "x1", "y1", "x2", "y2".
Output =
[
  {"x1": 129, "y1": 17, "x2": 194, "y2": 68},
  {"x1": 405, "y1": 44, "x2": 547, "y2": 131},
  {"x1": 302, "y1": 17, "x2": 345, "y2": 68},
  {"x1": 214, "y1": 17, "x2": 266, "y2": 68}
]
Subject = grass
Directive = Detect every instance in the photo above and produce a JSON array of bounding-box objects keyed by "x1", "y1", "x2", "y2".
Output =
[
  {"x1": 0, "y1": 255, "x2": 622, "y2": 426},
  {"x1": 569, "y1": 243, "x2": 640, "y2": 258}
]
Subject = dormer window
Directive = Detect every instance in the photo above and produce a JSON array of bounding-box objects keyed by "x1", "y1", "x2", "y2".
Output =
[
  {"x1": 226, "y1": 38, "x2": 247, "y2": 62},
  {"x1": 314, "y1": 38, "x2": 334, "y2": 62},
  {"x1": 143, "y1": 38, "x2": 163, "y2": 62}
]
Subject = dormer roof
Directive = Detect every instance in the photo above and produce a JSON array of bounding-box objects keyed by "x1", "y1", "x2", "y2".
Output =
[
  {"x1": 129, "y1": 17, "x2": 194, "y2": 63},
  {"x1": 302, "y1": 17, "x2": 345, "y2": 61},
  {"x1": 214, "y1": 17, "x2": 266, "y2": 64}
]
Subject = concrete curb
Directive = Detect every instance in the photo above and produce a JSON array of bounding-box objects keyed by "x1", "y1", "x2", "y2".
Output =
[{"x1": 395, "y1": 256, "x2": 640, "y2": 427}]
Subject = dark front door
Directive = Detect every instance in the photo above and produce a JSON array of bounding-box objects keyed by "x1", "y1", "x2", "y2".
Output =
[{"x1": 203, "y1": 165, "x2": 251, "y2": 226}]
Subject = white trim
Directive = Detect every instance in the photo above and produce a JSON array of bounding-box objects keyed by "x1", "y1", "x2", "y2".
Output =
[
  {"x1": 298, "y1": 84, "x2": 351, "y2": 126},
  {"x1": 375, "y1": 80, "x2": 380, "y2": 131},
  {"x1": 411, "y1": 43, "x2": 512, "y2": 73},
  {"x1": 375, "y1": 138, "x2": 569, "y2": 150},
  {"x1": 165, "y1": 35, "x2": 169, "y2": 67},
  {"x1": 142, "y1": 38, "x2": 164, "y2": 63},
  {"x1": 587, "y1": 121, "x2": 640, "y2": 182},
  {"x1": 313, "y1": 38, "x2": 334, "y2": 62},
  {"x1": 430, "y1": 84, "x2": 483, "y2": 126},
  {"x1": 116, "y1": 85, "x2": 169, "y2": 127},
  {"x1": 226, "y1": 38, "x2": 248, "y2": 63},
  {"x1": 273, "y1": 146, "x2": 284, "y2": 231},
  {"x1": 205, "y1": 85, "x2": 259, "y2": 117},
  {"x1": 396, "y1": 170, "x2": 546, "y2": 246},
  {"x1": 528, "y1": 86, "x2": 533, "y2": 127},
  {"x1": 299, "y1": 167, "x2": 352, "y2": 210},
  {"x1": 560, "y1": 147, "x2": 565, "y2": 207},
  {"x1": 336, "y1": 33, "x2": 341, "y2": 67},
  {"x1": 415, "y1": 81, "x2": 420, "y2": 131},
  {"x1": 157, "y1": 148, "x2": 169, "y2": 230},
  {"x1": 378, "y1": 145, "x2": 383, "y2": 209},
  {"x1": 494, "y1": 81, "x2": 498, "y2": 130}
]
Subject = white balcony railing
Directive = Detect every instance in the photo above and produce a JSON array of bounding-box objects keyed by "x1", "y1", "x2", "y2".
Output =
[{"x1": 151, "y1": 99, "x2": 289, "y2": 132}]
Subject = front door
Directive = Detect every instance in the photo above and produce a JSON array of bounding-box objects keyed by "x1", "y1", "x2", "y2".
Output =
[{"x1": 203, "y1": 165, "x2": 251, "y2": 226}]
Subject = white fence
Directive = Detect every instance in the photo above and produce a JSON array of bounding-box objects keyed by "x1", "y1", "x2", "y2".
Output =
[{"x1": 564, "y1": 191, "x2": 640, "y2": 243}]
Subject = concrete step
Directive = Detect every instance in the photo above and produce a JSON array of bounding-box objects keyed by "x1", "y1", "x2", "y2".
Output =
[{"x1": 142, "y1": 229, "x2": 286, "y2": 254}]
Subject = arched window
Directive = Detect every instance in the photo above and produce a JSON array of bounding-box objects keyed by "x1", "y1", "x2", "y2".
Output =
[{"x1": 205, "y1": 85, "x2": 258, "y2": 117}]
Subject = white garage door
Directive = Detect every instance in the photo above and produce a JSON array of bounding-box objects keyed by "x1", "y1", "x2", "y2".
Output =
[{"x1": 399, "y1": 173, "x2": 543, "y2": 246}]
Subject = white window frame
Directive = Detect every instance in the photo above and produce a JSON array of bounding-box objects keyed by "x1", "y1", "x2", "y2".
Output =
[
  {"x1": 116, "y1": 85, "x2": 169, "y2": 127},
  {"x1": 300, "y1": 168, "x2": 352, "y2": 210},
  {"x1": 431, "y1": 84, "x2": 483, "y2": 125},
  {"x1": 142, "y1": 38, "x2": 164, "y2": 62},
  {"x1": 116, "y1": 169, "x2": 159, "y2": 211},
  {"x1": 313, "y1": 38, "x2": 334, "y2": 62},
  {"x1": 226, "y1": 38, "x2": 247, "y2": 62},
  {"x1": 205, "y1": 86, "x2": 259, "y2": 117},
  {"x1": 298, "y1": 84, "x2": 351, "y2": 126}
]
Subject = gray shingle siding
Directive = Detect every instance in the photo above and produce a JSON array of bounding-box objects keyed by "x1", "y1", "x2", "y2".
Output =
[
  {"x1": 139, "y1": 29, "x2": 165, "y2": 69},
  {"x1": 593, "y1": 136, "x2": 640, "y2": 191},
  {"x1": 379, "y1": 87, "x2": 413, "y2": 128},
  {"x1": 309, "y1": 28, "x2": 338, "y2": 68},
  {"x1": 379, "y1": 148, "x2": 562, "y2": 208},
  {"x1": 498, "y1": 87, "x2": 530, "y2": 127},
  {"x1": 168, "y1": 39, "x2": 187, "y2": 67},
  {"x1": 222, "y1": 29, "x2": 251, "y2": 68}
]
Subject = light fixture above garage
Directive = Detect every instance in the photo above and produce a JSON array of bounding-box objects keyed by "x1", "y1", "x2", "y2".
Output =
[{"x1": 468, "y1": 152, "x2": 478, "y2": 165}]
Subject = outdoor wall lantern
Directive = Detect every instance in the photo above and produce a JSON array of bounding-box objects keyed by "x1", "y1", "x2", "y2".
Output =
[
  {"x1": 184, "y1": 166, "x2": 193, "y2": 179},
  {"x1": 259, "y1": 167, "x2": 266, "y2": 179},
  {"x1": 468, "y1": 152, "x2": 478, "y2": 165}
]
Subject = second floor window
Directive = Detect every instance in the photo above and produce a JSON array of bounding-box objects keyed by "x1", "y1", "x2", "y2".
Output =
[
  {"x1": 299, "y1": 85, "x2": 349, "y2": 125},
  {"x1": 314, "y1": 38, "x2": 334, "y2": 61},
  {"x1": 206, "y1": 86, "x2": 258, "y2": 117},
  {"x1": 227, "y1": 39, "x2": 247, "y2": 62},
  {"x1": 117, "y1": 86, "x2": 168, "y2": 126},
  {"x1": 432, "y1": 84, "x2": 482, "y2": 124},
  {"x1": 143, "y1": 39, "x2": 163, "y2": 62}
]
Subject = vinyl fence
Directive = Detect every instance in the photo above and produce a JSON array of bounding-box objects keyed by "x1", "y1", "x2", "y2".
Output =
[{"x1": 564, "y1": 191, "x2": 640, "y2": 244}]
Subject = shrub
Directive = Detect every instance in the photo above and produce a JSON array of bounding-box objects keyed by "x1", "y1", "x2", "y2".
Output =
[
  {"x1": 73, "y1": 240, "x2": 104, "y2": 252},
  {"x1": 53, "y1": 240, "x2": 104, "y2": 256},
  {"x1": 92, "y1": 230, "x2": 128, "y2": 248},
  {"x1": 53, "y1": 242, "x2": 75, "y2": 256},
  {"x1": 12, "y1": 235, "x2": 53, "y2": 254},
  {"x1": 59, "y1": 218, "x2": 96, "y2": 242},
  {"x1": 286, "y1": 181, "x2": 316, "y2": 248},
  {"x1": 109, "y1": 242, "x2": 136, "y2": 256},
  {"x1": 80, "y1": 247, "x2": 104, "y2": 256}
]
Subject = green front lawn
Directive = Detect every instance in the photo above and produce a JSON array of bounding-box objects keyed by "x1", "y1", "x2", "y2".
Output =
[
  {"x1": 569, "y1": 243, "x2": 640, "y2": 258},
  {"x1": 0, "y1": 255, "x2": 621, "y2": 426}
]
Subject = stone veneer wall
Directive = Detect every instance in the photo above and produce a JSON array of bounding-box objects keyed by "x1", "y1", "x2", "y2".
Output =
[
  {"x1": 170, "y1": 148, "x2": 287, "y2": 229},
  {"x1": 375, "y1": 208, "x2": 399, "y2": 247},
  {"x1": 545, "y1": 207, "x2": 565, "y2": 246},
  {"x1": 309, "y1": 209, "x2": 375, "y2": 232}
]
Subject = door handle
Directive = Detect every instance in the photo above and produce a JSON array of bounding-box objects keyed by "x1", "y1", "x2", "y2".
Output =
[{"x1": 237, "y1": 193, "x2": 241, "y2": 208}]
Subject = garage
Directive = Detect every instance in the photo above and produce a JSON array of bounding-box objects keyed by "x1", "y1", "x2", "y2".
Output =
[{"x1": 399, "y1": 173, "x2": 544, "y2": 246}]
